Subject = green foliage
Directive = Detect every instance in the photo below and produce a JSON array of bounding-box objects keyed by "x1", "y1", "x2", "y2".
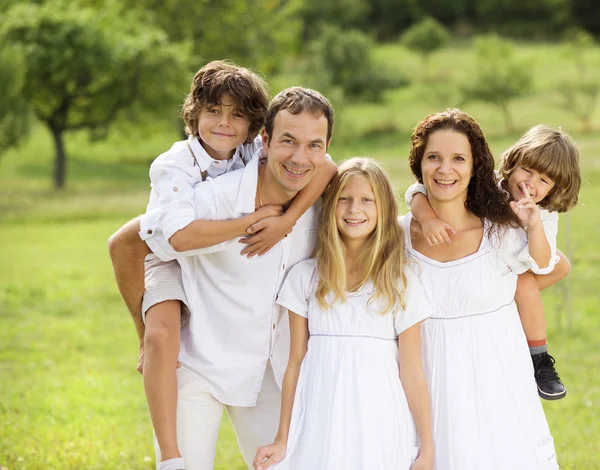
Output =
[
  {"x1": 0, "y1": 47, "x2": 30, "y2": 152},
  {"x1": 401, "y1": 17, "x2": 450, "y2": 59},
  {"x1": 304, "y1": 25, "x2": 407, "y2": 103},
  {"x1": 297, "y1": 0, "x2": 369, "y2": 42},
  {"x1": 0, "y1": 1, "x2": 188, "y2": 188},
  {"x1": 462, "y1": 34, "x2": 533, "y2": 133},
  {"x1": 555, "y1": 28, "x2": 599, "y2": 132}
]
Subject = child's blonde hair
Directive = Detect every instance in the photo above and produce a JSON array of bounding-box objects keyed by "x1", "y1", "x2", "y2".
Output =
[
  {"x1": 499, "y1": 125, "x2": 581, "y2": 212},
  {"x1": 181, "y1": 60, "x2": 270, "y2": 138},
  {"x1": 315, "y1": 157, "x2": 408, "y2": 315}
]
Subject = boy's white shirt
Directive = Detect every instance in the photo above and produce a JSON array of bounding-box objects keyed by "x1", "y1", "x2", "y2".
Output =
[
  {"x1": 404, "y1": 181, "x2": 559, "y2": 274},
  {"x1": 139, "y1": 135, "x2": 261, "y2": 257}
]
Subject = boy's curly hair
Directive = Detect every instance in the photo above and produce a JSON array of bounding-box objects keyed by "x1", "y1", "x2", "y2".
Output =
[{"x1": 181, "y1": 60, "x2": 270, "y2": 139}]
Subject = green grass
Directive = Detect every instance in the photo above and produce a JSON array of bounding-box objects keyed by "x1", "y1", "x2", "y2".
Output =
[{"x1": 1, "y1": 41, "x2": 600, "y2": 469}]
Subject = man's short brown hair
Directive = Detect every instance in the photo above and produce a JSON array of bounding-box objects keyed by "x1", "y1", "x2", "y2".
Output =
[
  {"x1": 181, "y1": 60, "x2": 270, "y2": 138},
  {"x1": 264, "y1": 87, "x2": 334, "y2": 146}
]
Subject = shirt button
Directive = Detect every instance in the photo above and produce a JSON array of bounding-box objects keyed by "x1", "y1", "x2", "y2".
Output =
[
  {"x1": 272, "y1": 324, "x2": 276, "y2": 330},
  {"x1": 282, "y1": 264, "x2": 285, "y2": 270},
  {"x1": 173, "y1": 187, "x2": 179, "y2": 192},
  {"x1": 147, "y1": 229, "x2": 153, "y2": 234}
]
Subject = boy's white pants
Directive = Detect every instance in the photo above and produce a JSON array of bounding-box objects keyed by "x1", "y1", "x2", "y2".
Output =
[{"x1": 155, "y1": 363, "x2": 281, "y2": 470}]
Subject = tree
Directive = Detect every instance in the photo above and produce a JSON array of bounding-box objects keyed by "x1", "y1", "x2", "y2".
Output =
[
  {"x1": 0, "y1": 2, "x2": 188, "y2": 189},
  {"x1": 401, "y1": 16, "x2": 450, "y2": 71},
  {"x1": 462, "y1": 34, "x2": 533, "y2": 134},
  {"x1": 0, "y1": 47, "x2": 30, "y2": 152},
  {"x1": 555, "y1": 28, "x2": 599, "y2": 132}
]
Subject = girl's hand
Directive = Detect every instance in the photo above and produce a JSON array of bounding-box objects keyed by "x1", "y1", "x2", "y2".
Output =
[
  {"x1": 510, "y1": 183, "x2": 540, "y2": 227},
  {"x1": 240, "y1": 214, "x2": 294, "y2": 258},
  {"x1": 421, "y1": 217, "x2": 456, "y2": 246},
  {"x1": 410, "y1": 453, "x2": 433, "y2": 470},
  {"x1": 253, "y1": 441, "x2": 286, "y2": 470}
]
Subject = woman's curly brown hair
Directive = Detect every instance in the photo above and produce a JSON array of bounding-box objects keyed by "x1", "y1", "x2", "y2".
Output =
[
  {"x1": 181, "y1": 60, "x2": 269, "y2": 140},
  {"x1": 408, "y1": 109, "x2": 520, "y2": 230}
]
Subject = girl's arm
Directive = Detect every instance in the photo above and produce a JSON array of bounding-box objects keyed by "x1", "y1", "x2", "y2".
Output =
[
  {"x1": 399, "y1": 322, "x2": 434, "y2": 467},
  {"x1": 253, "y1": 311, "x2": 309, "y2": 470},
  {"x1": 241, "y1": 157, "x2": 338, "y2": 257}
]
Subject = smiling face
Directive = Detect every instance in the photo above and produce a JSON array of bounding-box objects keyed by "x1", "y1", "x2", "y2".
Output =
[
  {"x1": 420, "y1": 129, "x2": 473, "y2": 204},
  {"x1": 262, "y1": 109, "x2": 328, "y2": 196},
  {"x1": 335, "y1": 175, "x2": 378, "y2": 244},
  {"x1": 196, "y1": 93, "x2": 251, "y2": 160},
  {"x1": 507, "y1": 165, "x2": 556, "y2": 203}
]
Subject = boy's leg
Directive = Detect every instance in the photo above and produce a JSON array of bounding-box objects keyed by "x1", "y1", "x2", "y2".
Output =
[
  {"x1": 107, "y1": 215, "x2": 150, "y2": 345},
  {"x1": 226, "y1": 364, "x2": 282, "y2": 469},
  {"x1": 515, "y1": 272, "x2": 566, "y2": 400},
  {"x1": 159, "y1": 368, "x2": 223, "y2": 470},
  {"x1": 145, "y1": 300, "x2": 183, "y2": 462}
]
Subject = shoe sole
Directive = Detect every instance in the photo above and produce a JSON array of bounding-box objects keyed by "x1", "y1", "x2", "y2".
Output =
[{"x1": 538, "y1": 387, "x2": 567, "y2": 400}]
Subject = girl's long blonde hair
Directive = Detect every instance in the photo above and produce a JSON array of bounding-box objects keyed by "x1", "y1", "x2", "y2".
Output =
[{"x1": 315, "y1": 158, "x2": 408, "y2": 315}]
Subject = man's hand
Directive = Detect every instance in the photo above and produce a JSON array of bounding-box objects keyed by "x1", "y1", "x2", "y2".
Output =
[
  {"x1": 240, "y1": 214, "x2": 293, "y2": 258},
  {"x1": 421, "y1": 217, "x2": 456, "y2": 246},
  {"x1": 253, "y1": 441, "x2": 286, "y2": 470}
]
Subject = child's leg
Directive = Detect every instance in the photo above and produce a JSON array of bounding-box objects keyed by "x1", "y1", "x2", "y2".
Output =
[
  {"x1": 107, "y1": 216, "x2": 150, "y2": 344},
  {"x1": 144, "y1": 300, "x2": 183, "y2": 463},
  {"x1": 142, "y1": 258, "x2": 190, "y2": 465},
  {"x1": 515, "y1": 272, "x2": 566, "y2": 400}
]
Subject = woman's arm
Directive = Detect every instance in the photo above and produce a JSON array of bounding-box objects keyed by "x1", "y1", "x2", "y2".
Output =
[
  {"x1": 253, "y1": 311, "x2": 309, "y2": 470},
  {"x1": 399, "y1": 322, "x2": 434, "y2": 467}
]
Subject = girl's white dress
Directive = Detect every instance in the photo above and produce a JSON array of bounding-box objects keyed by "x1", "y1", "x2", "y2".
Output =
[
  {"x1": 399, "y1": 214, "x2": 559, "y2": 470},
  {"x1": 273, "y1": 259, "x2": 431, "y2": 470}
]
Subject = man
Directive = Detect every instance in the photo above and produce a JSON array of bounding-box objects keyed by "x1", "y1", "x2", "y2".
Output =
[{"x1": 118, "y1": 87, "x2": 335, "y2": 469}]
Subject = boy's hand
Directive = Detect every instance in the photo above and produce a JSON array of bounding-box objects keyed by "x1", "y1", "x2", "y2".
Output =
[
  {"x1": 510, "y1": 183, "x2": 541, "y2": 227},
  {"x1": 253, "y1": 441, "x2": 286, "y2": 470},
  {"x1": 421, "y1": 217, "x2": 456, "y2": 246},
  {"x1": 137, "y1": 343, "x2": 145, "y2": 375},
  {"x1": 240, "y1": 215, "x2": 294, "y2": 258}
]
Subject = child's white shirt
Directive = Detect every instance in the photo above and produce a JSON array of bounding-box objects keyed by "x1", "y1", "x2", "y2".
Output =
[
  {"x1": 404, "y1": 181, "x2": 559, "y2": 274},
  {"x1": 139, "y1": 135, "x2": 262, "y2": 258}
]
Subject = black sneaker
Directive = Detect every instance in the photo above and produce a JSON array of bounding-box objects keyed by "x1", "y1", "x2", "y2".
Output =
[{"x1": 532, "y1": 352, "x2": 566, "y2": 400}]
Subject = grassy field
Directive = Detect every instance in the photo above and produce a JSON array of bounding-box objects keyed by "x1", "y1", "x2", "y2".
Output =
[{"x1": 1, "y1": 41, "x2": 599, "y2": 469}]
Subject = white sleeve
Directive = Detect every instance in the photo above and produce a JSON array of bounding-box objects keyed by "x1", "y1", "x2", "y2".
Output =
[
  {"x1": 498, "y1": 226, "x2": 558, "y2": 275},
  {"x1": 147, "y1": 144, "x2": 204, "y2": 241},
  {"x1": 541, "y1": 210, "x2": 559, "y2": 262},
  {"x1": 394, "y1": 265, "x2": 432, "y2": 335},
  {"x1": 404, "y1": 182, "x2": 428, "y2": 209},
  {"x1": 276, "y1": 261, "x2": 316, "y2": 318},
  {"x1": 240, "y1": 135, "x2": 263, "y2": 164}
]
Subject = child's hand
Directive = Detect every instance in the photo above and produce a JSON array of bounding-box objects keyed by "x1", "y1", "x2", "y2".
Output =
[
  {"x1": 240, "y1": 214, "x2": 294, "y2": 258},
  {"x1": 510, "y1": 183, "x2": 541, "y2": 227},
  {"x1": 421, "y1": 217, "x2": 456, "y2": 246},
  {"x1": 253, "y1": 441, "x2": 286, "y2": 470},
  {"x1": 410, "y1": 451, "x2": 433, "y2": 470}
]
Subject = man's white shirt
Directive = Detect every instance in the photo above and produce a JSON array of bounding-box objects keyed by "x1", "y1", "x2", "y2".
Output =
[{"x1": 146, "y1": 153, "x2": 320, "y2": 406}]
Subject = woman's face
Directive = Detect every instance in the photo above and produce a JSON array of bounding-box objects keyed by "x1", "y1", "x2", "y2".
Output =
[
  {"x1": 420, "y1": 129, "x2": 473, "y2": 204},
  {"x1": 335, "y1": 175, "x2": 378, "y2": 244}
]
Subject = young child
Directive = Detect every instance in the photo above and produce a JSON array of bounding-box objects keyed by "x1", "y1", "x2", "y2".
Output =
[
  {"x1": 406, "y1": 124, "x2": 581, "y2": 400},
  {"x1": 253, "y1": 158, "x2": 434, "y2": 470},
  {"x1": 107, "y1": 61, "x2": 337, "y2": 470}
]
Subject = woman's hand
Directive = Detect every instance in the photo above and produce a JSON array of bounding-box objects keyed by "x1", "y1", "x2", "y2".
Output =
[{"x1": 253, "y1": 441, "x2": 287, "y2": 469}]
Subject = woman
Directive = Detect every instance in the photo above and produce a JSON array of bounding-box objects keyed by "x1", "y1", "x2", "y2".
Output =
[{"x1": 401, "y1": 109, "x2": 559, "y2": 469}]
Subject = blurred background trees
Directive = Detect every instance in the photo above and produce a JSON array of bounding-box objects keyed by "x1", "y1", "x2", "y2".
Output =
[{"x1": 1, "y1": 0, "x2": 600, "y2": 187}]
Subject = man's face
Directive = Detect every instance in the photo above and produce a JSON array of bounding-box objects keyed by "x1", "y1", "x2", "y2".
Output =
[{"x1": 262, "y1": 110, "x2": 328, "y2": 196}]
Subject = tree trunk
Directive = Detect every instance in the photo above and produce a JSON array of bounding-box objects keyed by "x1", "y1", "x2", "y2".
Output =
[
  {"x1": 50, "y1": 125, "x2": 66, "y2": 189},
  {"x1": 500, "y1": 102, "x2": 514, "y2": 134}
]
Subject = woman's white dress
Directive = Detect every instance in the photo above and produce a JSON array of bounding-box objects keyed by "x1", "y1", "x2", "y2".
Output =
[
  {"x1": 273, "y1": 259, "x2": 431, "y2": 470},
  {"x1": 399, "y1": 214, "x2": 559, "y2": 470}
]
